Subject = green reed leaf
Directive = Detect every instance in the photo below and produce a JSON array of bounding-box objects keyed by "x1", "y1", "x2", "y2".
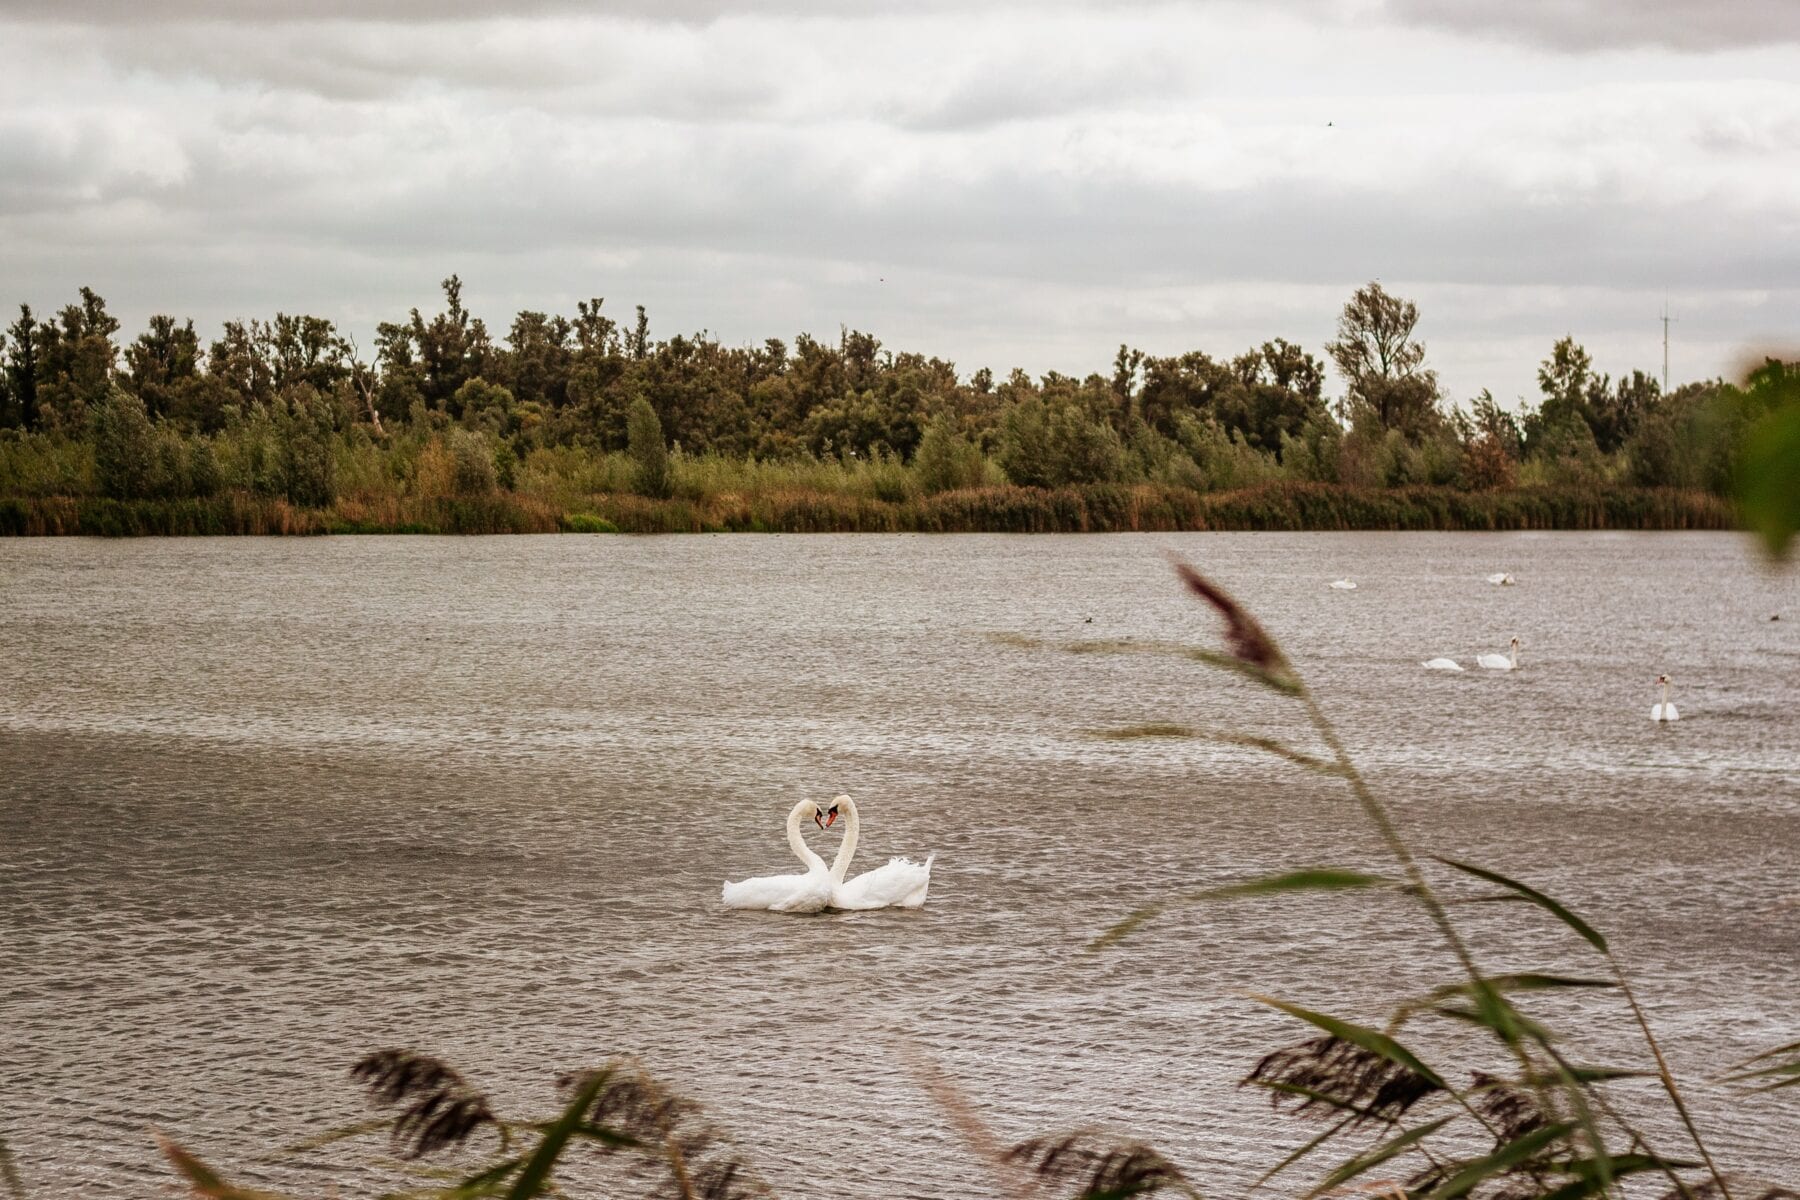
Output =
[
  {"x1": 1394, "y1": 974, "x2": 1615, "y2": 1035},
  {"x1": 1252, "y1": 997, "x2": 1446, "y2": 1089},
  {"x1": 1432, "y1": 857, "x2": 1607, "y2": 952},
  {"x1": 1311, "y1": 1115, "x2": 1457, "y2": 1196},
  {"x1": 505, "y1": 1069, "x2": 610, "y2": 1200},
  {"x1": 1428, "y1": 1002, "x2": 1554, "y2": 1044},
  {"x1": 1419, "y1": 1122, "x2": 1576, "y2": 1200},
  {"x1": 1090, "y1": 870, "x2": 1394, "y2": 950}
]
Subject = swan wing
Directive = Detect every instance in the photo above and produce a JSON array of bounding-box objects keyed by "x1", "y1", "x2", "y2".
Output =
[
  {"x1": 723, "y1": 869, "x2": 833, "y2": 913},
  {"x1": 1476, "y1": 654, "x2": 1511, "y2": 670},
  {"x1": 1652, "y1": 702, "x2": 1680, "y2": 722},
  {"x1": 833, "y1": 855, "x2": 934, "y2": 911},
  {"x1": 1422, "y1": 658, "x2": 1463, "y2": 671}
]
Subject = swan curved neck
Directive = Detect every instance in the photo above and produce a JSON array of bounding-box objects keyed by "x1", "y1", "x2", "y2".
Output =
[
  {"x1": 829, "y1": 798, "x2": 860, "y2": 883},
  {"x1": 786, "y1": 803, "x2": 827, "y2": 873}
]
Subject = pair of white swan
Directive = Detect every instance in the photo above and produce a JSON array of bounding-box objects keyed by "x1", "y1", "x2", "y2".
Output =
[
  {"x1": 1422, "y1": 637, "x2": 1520, "y2": 673},
  {"x1": 721, "y1": 795, "x2": 933, "y2": 914}
]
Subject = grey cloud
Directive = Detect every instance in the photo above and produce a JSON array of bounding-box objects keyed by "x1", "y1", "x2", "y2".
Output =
[
  {"x1": 1389, "y1": 0, "x2": 1800, "y2": 51},
  {"x1": 10, "y1": 0, "x2": 1800, "y2": 53},
  {"x1": 0, "y1": 0, "x2": 1143, "y2": 23}
]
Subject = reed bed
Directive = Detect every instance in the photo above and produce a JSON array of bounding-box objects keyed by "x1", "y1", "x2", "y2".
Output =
[{"x1": 0, "y1": 483, "x2": 1733, "y2": 537}]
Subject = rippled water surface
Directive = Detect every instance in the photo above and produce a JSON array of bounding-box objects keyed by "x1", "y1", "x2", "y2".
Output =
[{"x1": 3, "y1": 532, "x2": 1798, "y2": 1197}]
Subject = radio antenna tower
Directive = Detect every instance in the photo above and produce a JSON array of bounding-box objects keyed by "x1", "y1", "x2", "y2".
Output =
[{"x1": 1660, "y1": 301, "x2": 1676, "y2": 394}]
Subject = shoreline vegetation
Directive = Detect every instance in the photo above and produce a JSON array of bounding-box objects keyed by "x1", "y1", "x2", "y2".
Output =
[
  {"x1": 0, "y1": 481, "x2": 1733, "y2": 537},
  {"x1": 1, "y1": 276, "x2": 1791, "y2": 537}
]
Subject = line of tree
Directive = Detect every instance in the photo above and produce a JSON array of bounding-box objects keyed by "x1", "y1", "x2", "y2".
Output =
[{"x1": 0, "y1": 277, "x2": 1781, "y2": 508}]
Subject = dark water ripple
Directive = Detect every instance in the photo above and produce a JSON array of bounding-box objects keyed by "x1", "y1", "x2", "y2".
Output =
[{"x1": 2, "y1": 532, "x2": 1797, "y2": 1197}]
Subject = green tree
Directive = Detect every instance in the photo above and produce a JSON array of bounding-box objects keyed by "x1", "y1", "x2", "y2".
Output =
[
  {"x1": 124, "y1": 315, "x2": 204, "y2": 421},
  {"x1": 1325, "y1": 282, "x2": 1441, "y2": 439},
  {"x1": 998, "y1": 396, "x2": 1055, "y2": 487},
  {"x1": 34, "y1": 287, "x2": 120, "y2": 430},
  {"x1": 4, "y1": 305, "x2": 40, "y2": 429},
  {"x1": 91, "y1": 387, "x2": 157, "y2": 499},
  {"x1": 276, "y1": 393, "x2": 337, "y2": 507},
  {"x1": 626, "y1": 396, "x2": 671, "y2": 498},
  {"x1": 913, "y1": 411, "x2": 986, "y2": 493},
  {"x1": 449, "y1": 429, "x2": 497, "y2": 496}
]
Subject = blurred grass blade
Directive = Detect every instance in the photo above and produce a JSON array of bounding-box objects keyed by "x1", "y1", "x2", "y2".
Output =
[
  {"x1": 1252, "y1": 997, "x2": 1446, "y2": 1089},
  {"x1": 1211, "y1": 734, "x2": 1342, "y2": 774},
  {"x1": 277, "y1": 1117, "x2": 393, "y2": 1154},
  {"x1": 1091, "y1": 870, "x2": 1394, "y2": 950},
  {"x1": 1310, "y1": 1115, "x2": 1456, "y2": 1196},
  {"x1": 1723, "y1": 1037, "x2": 1800, "y2": 1089},
  {"x1": 1247, "y1": 1081, "x2": 1387, "y2": 1123},
  {"x1": 0, "y1": 1134, "x2": 24, "y2": 1200},
  {"x1": 1518, "y1": 1066, "x2": 1655, "y2": 1086},
  {"x1": 1094, "y1": 723, "x2": 1195, "y2": 740},
  {"x1": 1091, "y1": 726, "x2": 1341, "y2": 774},
  {"x1": 1206, "y1": 869, "x2": 1394, "y2": 900},
  {"x1": 1433, "y1": 857, "x2": 1606, "y2": 952},
  {"x1": 1429, "y1": 1003, "x2": 1554, "y2": 1043},
  {"x1": 1419, "y1": 1121, "x2": 1575, "y2": 1200},
  {"x1": 1250, "y1": 1115, "x2": 1354, "y2": 1190},
  {"x1": 572, "y1": 1123, "x2": 643, "y2": 1149},
  {"x1": 1389, "y1": 974, "x2": 1608, "y2": 1037},
  {"x1": 155, "y1": 1134, "x2": 290, "y2": 1200},
  {"x1": 1180, "y1": 646, "x2": 1303, "y2": 695},
  {"x1": 505, "y1": 1069, "x2": 609, "y2": 1200},
  {"x1": 441, "y1": 1157, "x2": 526, "y2": 1199}
]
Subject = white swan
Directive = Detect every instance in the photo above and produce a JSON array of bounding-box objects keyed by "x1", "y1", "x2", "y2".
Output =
[
  {"x1": 1477, "y1": 637, "x2": 1520, "y2": 671},
  {"x1": 721, "y1": 799, "x2": 833, "y2": 913},
  {"x1": 1486, "y1": 573, "x2": 1516, "y2": 586},
  {"x1": 822, "y1": 794, "x2": 933, "y2": 911},
  {"x1": 1328, "y1": 579, "x2": 1358, "y2": 590},
  {"x1": 1652, "y1": 674, "x2": 1680, "y2": 723},
  {"x1": 1421, "y1": 657, "x2": 1464, "y2": 671}
]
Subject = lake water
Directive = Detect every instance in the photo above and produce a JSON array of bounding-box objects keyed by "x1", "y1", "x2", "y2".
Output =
[{"x1": 2, "y1": 532, "x2": 1797, "y2": 1197}]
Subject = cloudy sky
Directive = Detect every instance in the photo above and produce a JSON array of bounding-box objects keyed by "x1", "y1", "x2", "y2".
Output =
[{"x1": 2, "y1": 0, "x2": 1797, "y2": 406}]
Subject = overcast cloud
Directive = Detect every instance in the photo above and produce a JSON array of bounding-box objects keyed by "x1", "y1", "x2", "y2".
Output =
[{"x1": 2, "y1": 1, "x2": 1796, "y2": 405}]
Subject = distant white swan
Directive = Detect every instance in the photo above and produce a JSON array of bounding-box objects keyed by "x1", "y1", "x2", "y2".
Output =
[
  {"x1": 1486, "y1": 573, "x2": 1516, "y2": 586},
  {"x1": 721, "y1": 799, "x2": 833, "y2": 913},
  {"x1": 1329, "y1": 579, "x2": 1358, "y2": 591},
  {"x1": 1421, "y1": 657, "x2": 1464, "y2": 671},
  {"x1": 823, "y1": 794, "x2": 933, "y2": 910},
  {"x1": 1652, "y1": 674, "x2": 1680, "y2": 723},
  {"x1": 1477, "y1": 637, "x2": 1520, "y2": 671}
]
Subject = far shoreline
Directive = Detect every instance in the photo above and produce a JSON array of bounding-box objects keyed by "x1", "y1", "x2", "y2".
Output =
[{"x1": 0, "y1": 481, "x2": 1734, "y2": 537}]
